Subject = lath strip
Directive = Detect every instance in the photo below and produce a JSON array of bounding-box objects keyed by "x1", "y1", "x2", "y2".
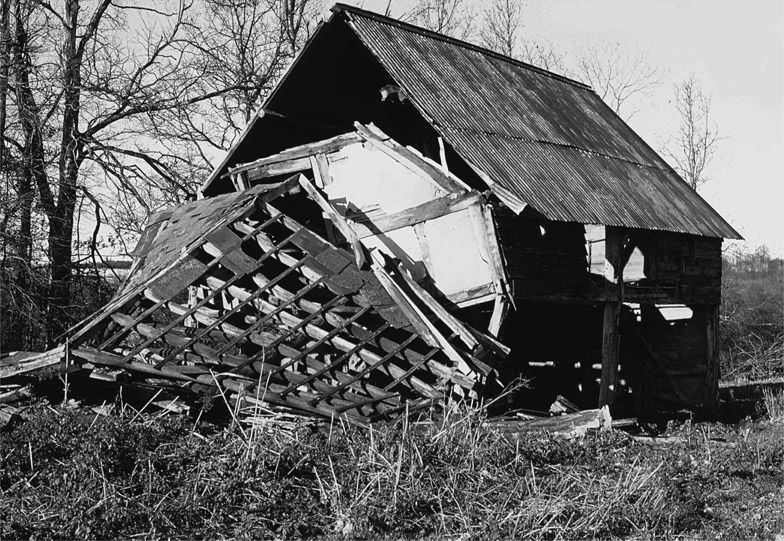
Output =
[
  {"x1": 382, "y1": 347, "x2": 442, "y2": 392},
  {"x1": 276, "y1": 321, "x2": 392, "y2": 397},
  {"x1": 97, "y1": 297, "x2": 169, "y2": 350},
  {"x1": 154, "y1": 259, "x2": 307, "y2": 368},
  {"x1": 128, "y1": 222, "x2": 304, "y2": 365},
  {"x1": 309, "y1": 334, "x2": 420, "y2": 406},
  {"x1": 211, "y1": 276, "x2": 327, "y2": 356},
  {"x1": 275, "y1": 305, "x2": 372, "y2": 397},
  {"x1": 233, "y1": 295, "x2": 346, "y2": 372}
]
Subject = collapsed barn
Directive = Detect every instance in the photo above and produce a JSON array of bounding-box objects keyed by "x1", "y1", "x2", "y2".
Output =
[{"x1": 1, "y1": 4, "x2": 740, "y2": 423}]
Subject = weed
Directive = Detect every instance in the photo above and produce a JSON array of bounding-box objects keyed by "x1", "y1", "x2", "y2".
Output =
[{"x1": 1, "y1": 404, "x2": 783, "y2": 540}]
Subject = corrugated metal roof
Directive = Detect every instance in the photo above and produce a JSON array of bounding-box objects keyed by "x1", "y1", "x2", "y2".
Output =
[{"x1": 334, "y1": 4, "x2": 740, "y2": 239}]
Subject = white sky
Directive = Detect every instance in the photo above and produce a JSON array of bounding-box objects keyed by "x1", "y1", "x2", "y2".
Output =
[{"x1": 341, "y1": 0, "x2": 784, "y2": 256}]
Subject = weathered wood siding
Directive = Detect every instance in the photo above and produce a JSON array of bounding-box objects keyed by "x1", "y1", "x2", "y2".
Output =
[{"x1": 492, "y1": 206, "x2": 589, "y2": 300}]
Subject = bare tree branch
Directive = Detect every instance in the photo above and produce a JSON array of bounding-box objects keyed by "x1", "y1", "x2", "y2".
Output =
[{"x1": 664, "y1": 74, "x2": 721, "y2": 191}]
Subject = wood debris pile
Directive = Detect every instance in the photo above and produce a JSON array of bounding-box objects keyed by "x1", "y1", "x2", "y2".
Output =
[{"x1": 1, "y1": 175, "x2": 507, "y2": 423}]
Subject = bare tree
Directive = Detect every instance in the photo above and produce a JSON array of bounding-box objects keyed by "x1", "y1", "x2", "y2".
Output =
[
  {"x1": 479, "y1": 0, "x2": 564, "y2": 71},
  {"x1": 405, "y1": 0, "x2": 475, "y2": 41},
  {"x1": 2, "y1": 0, "x2": 226, "y2": 340},
  {"x1": 664, "y1": 74, "x2": 721, "y2": 191},
  {"x1": 575, "y1": 43, "x2": 662, "y2": 120},
  {"x1": 0, "y1": 0, "x2": 320, "y2": 344}
]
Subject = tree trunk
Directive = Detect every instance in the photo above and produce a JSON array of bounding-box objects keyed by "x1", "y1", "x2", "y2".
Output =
[{"x1": 46, "y1": 0, "x2": 83, "y2": 342}]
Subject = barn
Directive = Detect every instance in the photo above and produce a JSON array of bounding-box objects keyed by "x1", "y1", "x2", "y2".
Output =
[{"x1": 2, "y1": 4, "x2": 740, "y2": 422}]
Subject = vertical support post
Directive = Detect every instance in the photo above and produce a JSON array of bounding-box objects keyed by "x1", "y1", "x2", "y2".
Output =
[
  {"x1": 599, "y1": 227, "x2": 625, "y2": 409},
  {"x1": 704, "y1": 304, "x2": 720, "y2": 415}
]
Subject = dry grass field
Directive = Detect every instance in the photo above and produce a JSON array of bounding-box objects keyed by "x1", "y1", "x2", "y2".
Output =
[{"x1": 1, "y1": 398, "x2": 782, "y2": 540}]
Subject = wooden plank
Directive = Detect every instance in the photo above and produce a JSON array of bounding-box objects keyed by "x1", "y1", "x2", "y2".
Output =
[
  {"x1": 370, "y1": 257, "x2": 439, "y2": 347},
  {"x1": 298, "y1": 174, "x2": 365, "y2": 268},
  {"x1": 280, "y1": 322, "x2": 392, "y2": 396},
  {"x1": 154, "y1": 260, "x2": 308, "y2": 368},
  {"x1": 227, "y1": 133, "x2": 362, "y2": 179},
  {"x1": 481, "y1": 203, "x2": 514, "y2": 305},
  {"x1": 381, "y1": 347, "x2": 441, "y2": 392},
  {"x1": 309, "y1": 334, "x2": 420, "y2": 406},
  {"x1": 245, "y1": 156, "x2": 312, "y2": 181},
  {"x1": 387, "y1": 257, "x2": 508, "y2": 357},
  {"x1": 208, "y1": 275, "x2": 327, "y2": 356},
  {"x1": 442, "y1": 283, "x2": 496, "y2": 308},
  {"x1": 487, "y1": 295, "x2": 509, "y2": 338},
  {"x1": 97, "y1": 298, "x2": 168, "y2": 350},
  {"x1": 270, "y1": 305, "x2": 372, "y2": 391},
  {"x1": 121, "y1": 263, "x2": 251, "y2": 365},
  {"x1": 73, "y1": 348, "x2": 201, "y2": 383},
  {"x1": 599, "y1": 226, "x2": 624, "y2": 409},
  {"x1": 273, "y1": 344, "x2": 397, "y2": 405},
  {"x1": 355, "y1": 122, "x2": 469, "y2": 193},
  {"x1": 205, "y1": 277, "x2": 447, "y2": 398},
  {"x1": 238, "y1": 295, "x2": 346, "y2": 370},
  {"x1": 704, "y1": 304, "x2": 720, "y2": 414},
  {"x1": 273, "y1": 309, "x2": 441, "y2": 398},
  {"x1": 371, "y1": 252, "x2": 479, "y2": 377},
  {"x1": 0, "y1": 346, "x2": 67, "y2": 378},
  {"x1": 310, "y1": 153, "x2": 332, "y2": 188},
  {"x1": 349, "y1": 192, "x2": 483, "y2": 239},
  {"x1": 490, "y1": 408, "x2": 611, "y2": 438}
]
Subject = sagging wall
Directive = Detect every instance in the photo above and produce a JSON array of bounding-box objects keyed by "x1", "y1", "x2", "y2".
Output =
[{"x1": 322, "y1": 140, "x2": 499, "y2": 307}]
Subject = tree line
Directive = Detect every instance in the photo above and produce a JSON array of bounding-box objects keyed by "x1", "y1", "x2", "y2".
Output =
[{"x1": 0, "y1": 0, "x2": 721, "y2": 351}]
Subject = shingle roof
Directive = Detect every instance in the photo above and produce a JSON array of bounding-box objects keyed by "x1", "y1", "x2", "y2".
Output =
[{"x1": 334, "y1": 4, "x2": 740, "y2": 239}]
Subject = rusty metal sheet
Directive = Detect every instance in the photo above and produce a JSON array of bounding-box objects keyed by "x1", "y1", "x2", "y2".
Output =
[{"x1": 335, "y1": 6, "x2": 740, "y2": 239}]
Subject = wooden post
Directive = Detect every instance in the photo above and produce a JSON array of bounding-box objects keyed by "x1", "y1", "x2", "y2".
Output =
[
  {"x1": 704, "y1": 304, "x2": 720, "y2": 415},
  {"x1": 599, "y1": 227, "x2": 625, "y2": 409}
]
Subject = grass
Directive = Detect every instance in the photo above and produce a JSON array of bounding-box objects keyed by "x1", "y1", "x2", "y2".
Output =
[{"x1": 1, "y1": 402, "x2": 783, "y2": 540}]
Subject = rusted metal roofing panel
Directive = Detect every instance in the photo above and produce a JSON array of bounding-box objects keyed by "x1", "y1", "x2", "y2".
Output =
[
  {"x1": 441, "y1": 129, "x2": 738, "y2": 238},
  {"x1": 335, "y1": 5, "x2": 740, "y2": 239}
]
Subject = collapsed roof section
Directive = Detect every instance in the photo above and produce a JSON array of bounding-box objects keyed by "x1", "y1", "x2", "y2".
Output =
[{"x1": 4, "y1": 138, "x2": 510, "y2": 422}]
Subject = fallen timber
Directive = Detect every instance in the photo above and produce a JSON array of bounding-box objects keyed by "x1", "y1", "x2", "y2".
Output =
[{"x1": 1, "y1": 174, "x2": 514, "y2": 424}]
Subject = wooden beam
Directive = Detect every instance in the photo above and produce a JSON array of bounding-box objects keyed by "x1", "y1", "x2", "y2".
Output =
[
  {"x1": 599, "y1": 226, "x2": 625, "y2": 409},
  {"x1": 599, "y1": 301, "x2": 621, "y2": 408},
  {"x1": 298, "y1": 174, "x2": 365, "y2": 268},
  {"x1": 154, "y1": 259, "x2": 308, "y2": 368},
  {"x1": 350, "y1": 192, "x2": 482, "y2": 239},
  {"x1": 355, "y1": 122, "x2": 470, "y2": 193},
  {"x1": 0, "y1": 346, "x2": 67, "y2": 378},
  {"x1": 704, "y1": 304, "x2": 719, "y2": 415},
  {"x1": 245, "y1": 157, "x2": 311, "y2": 182},
  {"x1": 226, "y1": 133, "x2": 362, "y2": 180},
  {"x1": 309, "y1": 334, "x2": 420, "y2": 406}
]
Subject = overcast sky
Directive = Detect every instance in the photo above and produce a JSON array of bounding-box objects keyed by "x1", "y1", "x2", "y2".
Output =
[{"x1": 338, "y1": 0, "x2": 784, "y2": 256}]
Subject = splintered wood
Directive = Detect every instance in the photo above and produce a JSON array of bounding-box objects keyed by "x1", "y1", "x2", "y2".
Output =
[{"x1": 15, "y1": 175, "x2": 504, "y2": 422}]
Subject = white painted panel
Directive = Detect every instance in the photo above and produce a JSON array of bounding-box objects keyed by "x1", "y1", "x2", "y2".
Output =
[
  {"x1": 419, "y1": 208, "x2": 494, "y2": 297},
  {"x1": 325, "y1": 142, "x2": 447, "y2": 216},
  {"x1": 362, "y1": 228, "x2": 427, "y2": 281}
]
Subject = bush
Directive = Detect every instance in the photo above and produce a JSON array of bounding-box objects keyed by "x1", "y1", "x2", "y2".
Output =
[{"x1": 721, "y1": 248, "x2": 784, "y2": 381}]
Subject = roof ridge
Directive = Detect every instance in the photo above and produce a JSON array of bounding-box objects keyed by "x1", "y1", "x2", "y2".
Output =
[{"x1": 331, "y1": 3, "x2": 592, "y2": 91}]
